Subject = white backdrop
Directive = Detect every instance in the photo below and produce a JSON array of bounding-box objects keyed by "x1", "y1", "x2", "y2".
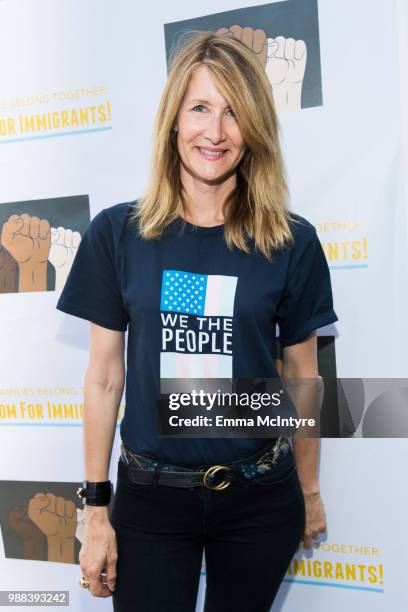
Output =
[{"x1": 0, "y1": 0, "x2": 407, "y2": 610}]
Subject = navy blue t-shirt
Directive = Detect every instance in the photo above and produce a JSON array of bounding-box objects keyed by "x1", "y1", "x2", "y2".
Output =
[{"x1": 56, "y1": 201, "x2": 338, "y2": 466}]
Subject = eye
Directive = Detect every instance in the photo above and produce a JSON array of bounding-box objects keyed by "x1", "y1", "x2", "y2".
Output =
[{"x1": 190, "y1": 105, "x2": 236, "y2": 118}]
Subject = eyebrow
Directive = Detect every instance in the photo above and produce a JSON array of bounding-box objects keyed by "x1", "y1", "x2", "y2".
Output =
[{"x1": 187, "y1": 98, "x2": 231, "y2": 107}]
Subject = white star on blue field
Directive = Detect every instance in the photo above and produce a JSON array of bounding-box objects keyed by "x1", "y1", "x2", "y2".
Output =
[{"x1": 160, "y1": 270, "x2": 208, "y2": 315}]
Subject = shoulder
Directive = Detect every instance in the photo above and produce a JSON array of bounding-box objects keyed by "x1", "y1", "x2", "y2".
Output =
[
  {"x1": 285, "y1": 212, "x2": 320, "y2": 255},
  {"x1": 102, "y1": 200, "x2": 138, "y2": 227},
  {"x1": 90, "y1": 200, "x2": 140, "y2": 242},
  {"x1": 287, "y1": 212, "x2": 317, "y2": 240}
]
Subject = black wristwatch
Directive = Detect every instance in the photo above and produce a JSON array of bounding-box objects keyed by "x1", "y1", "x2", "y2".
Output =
[{"x1": 77, "y1": 480, "x2": 113, "y2": 506}]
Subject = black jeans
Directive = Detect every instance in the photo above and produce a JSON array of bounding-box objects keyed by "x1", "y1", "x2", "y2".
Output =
[{"x1": 110, "y1": 446, "x2": 305, "y2": 612}]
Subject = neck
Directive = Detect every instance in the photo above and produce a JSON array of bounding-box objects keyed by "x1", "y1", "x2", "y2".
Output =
[{"x1": 180, "y1": 165, "x2": 237, "y2": 225}]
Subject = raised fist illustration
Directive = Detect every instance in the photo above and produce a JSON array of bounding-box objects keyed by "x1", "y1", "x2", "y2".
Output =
[
  {"x1": 28, "y1": 492, "x2": 77, "y2": 563},
  {"x1": 265, "y1": 36, "x2": 307, "y2": 111},
  {"x1": 1, "y1": 213, "x2": 51, "y2": 265},
  {"x1": 0, "y1": 213, "x2": 51, "y2": 291},
  {"x1": 28, "y1": 491, "x2": 77, "y2": 538},
  {"x1": 49, "y1": 226, "x2": 81, "y2": 290},
  {"x1": 216, "y1": 25, "x2": 268, "y2": 69}
]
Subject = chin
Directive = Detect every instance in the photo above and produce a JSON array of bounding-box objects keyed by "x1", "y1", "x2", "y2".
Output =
[
  {"x1": 181, "y1": 156, "x2": 237, "y2": 184},
  {"x1": 197, "y1": 172, "x2": 231, "y2": 184},
  {"x1": 193, "y1": 164, "x2": 235, "y2": 182}
]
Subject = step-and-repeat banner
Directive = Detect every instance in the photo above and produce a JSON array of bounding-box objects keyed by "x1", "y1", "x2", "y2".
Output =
[{"x1": 1, "y1": 0, "x2": 407, "y2": 610}]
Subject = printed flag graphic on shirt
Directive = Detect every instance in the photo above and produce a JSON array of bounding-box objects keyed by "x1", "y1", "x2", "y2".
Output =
[{"x1": 160, "y1": 270, "x2": 238, "y2": 379}]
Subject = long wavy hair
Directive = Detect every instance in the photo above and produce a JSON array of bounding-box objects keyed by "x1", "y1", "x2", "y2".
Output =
[{"x1": 130, "y1": 30, "x2": 295, "y2": 259}]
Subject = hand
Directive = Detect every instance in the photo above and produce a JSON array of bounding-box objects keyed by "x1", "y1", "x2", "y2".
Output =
[
  {"x1": 265, "y1": 36, "x2": 307, "y2": 111},
  {"x1": 301, "y1": 490, "x2": 327, "y2": 549},
  {"x1": 1, "y1": 213, "x2": 51, "y2": 265},
  {"x1": 28, "y1": 492, "x2": 77, "y2": 563},
  {"x1": 216, "y1": 25, "x2": 268, "y2": 69},
  {"x1": 48, "y1": 226, "x2": 81, "y2": 290},
  {"x1": 79, "y1": 513, "x2": 118, "y2": 597},
  {"x1": 0, "y1": 213, "x2": 51, "y2": 291}
]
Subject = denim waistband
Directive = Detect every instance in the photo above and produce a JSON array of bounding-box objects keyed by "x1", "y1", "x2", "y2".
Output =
[{"x1": 120, "y1": 437, "x2": 291, "y2": 480}]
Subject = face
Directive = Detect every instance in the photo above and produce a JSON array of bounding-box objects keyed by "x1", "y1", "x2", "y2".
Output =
[{"x1": 175, "y1": 65, "x2": 246, "y2": 184}]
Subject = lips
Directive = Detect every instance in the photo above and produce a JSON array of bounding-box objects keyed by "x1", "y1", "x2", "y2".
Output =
[{"x1": 196, "y1": 146, "x2": 227, "y2": 160}]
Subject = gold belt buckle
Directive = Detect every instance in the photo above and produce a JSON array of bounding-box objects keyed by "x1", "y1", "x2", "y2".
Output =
[{"x1": 201, "y1": 465, "x2": 231, "y2": 491}]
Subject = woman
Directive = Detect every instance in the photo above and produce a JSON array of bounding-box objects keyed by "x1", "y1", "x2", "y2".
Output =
[{"x1": 57, "y1": 31, "x2": 338, "y2": 611}]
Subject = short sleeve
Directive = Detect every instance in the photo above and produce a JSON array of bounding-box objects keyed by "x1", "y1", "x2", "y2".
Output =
[
  {"x1": 56, "y1": 209, "x2": 129, "y2": 332},
  {"x1": 275, "y1": 226, "x2": 338, "y2": 347}
]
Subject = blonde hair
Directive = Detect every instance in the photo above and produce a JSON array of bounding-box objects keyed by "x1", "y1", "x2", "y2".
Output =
[{"x1": 131, "y1": 30, "x2": 295, "y2": 259}]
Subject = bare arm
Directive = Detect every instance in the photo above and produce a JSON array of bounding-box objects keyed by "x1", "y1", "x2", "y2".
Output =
[
  {"x1": 278, "y1": 332, "x2": 327, "y2": 548},
  {"x1": 83, "y1": 322, "x2": 125, "y2": 521},
  {"x1": 280, "y1": 332, "x2": 320, "y2": 495},
  {"x1": 84, "y1": 323, "x2": 125, "y2": 481},
  {"x1": 80, "y1": 321, "x2": 125, "y2": 596}
]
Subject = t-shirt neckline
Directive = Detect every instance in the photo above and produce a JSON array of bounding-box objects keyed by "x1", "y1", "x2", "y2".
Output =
[{"x1": 174, "y1": 217, "x2": 225, "y2": 236}]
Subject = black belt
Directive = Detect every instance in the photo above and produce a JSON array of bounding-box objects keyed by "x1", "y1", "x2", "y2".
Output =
[{"x1": 119, "y1": 437, "x2": 290, "y2": 491}]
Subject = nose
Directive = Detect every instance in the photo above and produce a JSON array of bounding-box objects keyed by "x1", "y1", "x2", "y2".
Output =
[{"x1": 205, "y1": 112, "x2": 226, "y2": 144}]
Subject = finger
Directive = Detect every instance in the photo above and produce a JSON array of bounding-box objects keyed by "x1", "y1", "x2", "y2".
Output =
[
  {"x1": 106, "y1": 567, "x2": 117, "y2": 591},
  {"x1": 102, "y1": 576, "x2": 116, "y2": 595},
  {"x1": 88, "y1": 580, "x2": 102, "y2": 597},
  {"x1": 89, "y1": 571, "x2": 108, "y2": 598},
  {"x1": 96, "y1": 573, "x2": 114, "y2": 598},
  {"x1": 101, "y1": 583, "x2": 114, "y2": 597},
  {"x1": 65, "y1": 228, "x2": 73, "y2": 249},
  {"x1": 215, "y1": 27, "x2": 229, "y2": 36},
  {"x1": 275, "y1": 35, "x2": 285, "y2": 58},
  {"x1": 106, "y1": 575, "x2": 116, "y2": 592},
  {"x1": 38, "y1": 218, "x2": 50, "y2": 240},
  {"x1": 45, "y1": 492, "x2": 56, "y2": 513},
  {"x1": 253, "y1": 29, "x2": 267, "y2": 68},
  {"x1": 105, "y1": 552, "x2": 118, "y2": 591},
  {"x1": 55, "y1": 495, "x2": 65, "y2": 516},
  {"x1": 229, "y1": 25, "x2": 242, "y2": 40},
  {"x1": 303, "y1": 535, "x2": 312, "y2": 549},
  {"x1": 302, "y1": 529, "x2": 313, "y2": 549},
  {"x1": 72, "y1": 231, "x2": 81, "y2": 248},
  {"x1": 65, "y1": 499, "x2": 76, "y2": 519},
  {"x1": 295, "y1": 39, "x2": 307, "y2": 60},
  {"x1": 29, "y1": 215, "x2": 40, "y2": 239},
  {"x1": 101, "y1": 582, "x2": 115, "y2": 597},
  {"x1": 90, "y1": 578, "x2": 106, "y2": 598},
  {"x1": 19, "y1": 213, "x2": 31, "y2": 236},
  {"x1": 253, "y1": 28, "x2": 266, "y2": 53},
  {"x1": 241, "y1": 26, "x2": 254, "y2": 49},
  {"x1": 285, "y1": 37, "x2": 296, "y2": 61}
]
